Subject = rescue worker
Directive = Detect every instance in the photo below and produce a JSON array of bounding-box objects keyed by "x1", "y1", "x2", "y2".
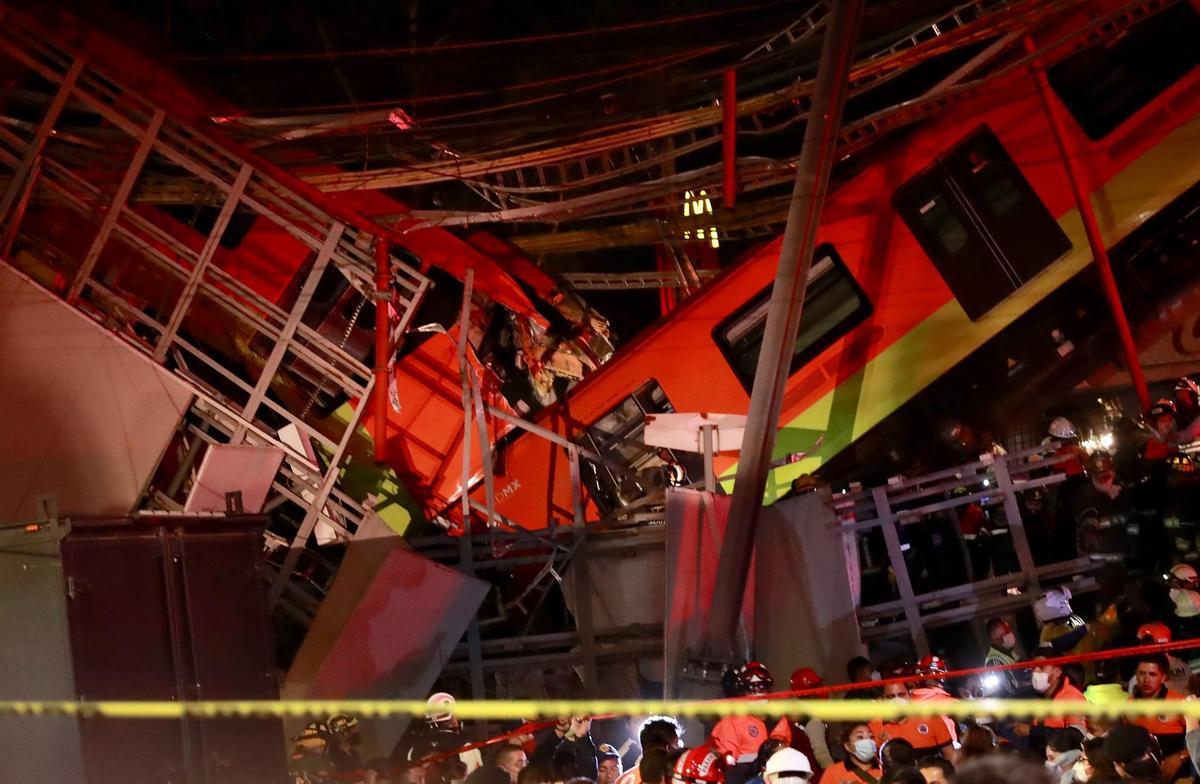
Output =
[
  {"x1": 1082, "y1": 659, "x2": 1130, "y2": 706},
  {"x1": 1165, "y1": 563, "x2": 1200, "y2": 639},
  {"x1": 1046, "y1": 417, "x2": 1090, "y2": 562},
  {"x1": 394, "y1": 693, "x2": 484, "y2": 775},
  {"x1": 910, "y1": 657, "x2": 958, "y2": 744},
  {"x1": 671, "y1": 745, "x2": 727, "y2": 784},
  {"x1": 326, "y1": 713, "x2": 364, "y2": 774},
  {"x1": 713, "y1": 662, "x2": 774, "y2": 784},
  {"x1": 1141, "y1": 399, "x2": 1181, "y2": 570},
  {"x1": 869, "y1": 681, "x2": 952, "y2": 757},
  {"x1": 1018, "y1": 645, "x2": 1087, "y2": 749},
  {"x1": 770, "y1": 668, "x2": 834, "y2": 776},
  {"x1": 1126, "y1": 653, "x2": 1186, "y2": 756},
  {"x1": 1034, "y1": 588, "x2": 1095, "y2": 684},
  {"x1": 762, "y1": 748, "x2": 813, "y2": 784},
  {"x1": 289, "y1": 721, "x2": 335, "y2": 783},
  {"x1": 1072, "y1": 451, "x2": 1132, "y2": 564},
  {"x1": 982, "y1": 618, "x2": 1024, "y2": 697},
  {"x1": 819, "y1": 723, "x2": 883, "y2": 784},
  {"x1": 1127, "y1": 622, "x2": 1192, "y2": 694},
  {"x1": 1172, "y1": 377, "x2": 1200, "y2": 441}
]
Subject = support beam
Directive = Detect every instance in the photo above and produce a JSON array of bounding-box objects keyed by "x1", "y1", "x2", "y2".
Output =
[
  {"x1": 154, "y1": 163, "x2": 254, "y2": 360},
  {"x1": 0, "y1": 57, "x2": 83, "y2": 226},
  {"x1": 1024, "y1": 35, "x2": 1150, "y2": 411},
  {"x1": 457, "y1": 269, "x2": 476, "y2": 528},
  {"x1": 722, "y1": 69, "x2": 738, "y2": 208},
  {"x1": 373, "y1": 238, "x2": 391, "y2": 462},
  {"x1": 67, "y1": 109, "x2": 166, "y2": 303},
  {"x1": 457, "y1": 533, "x2": 487, "y2": 735},
  {"x1": 267, "y1": 376, "x2": 376, "y2": 608},
  {"x1": 874, "y1": 487, "x2": 929, "y2": 657},
  {"x1": 990, "y1": 456, "x2": 1041, "y2": 599},
  {"x1": 706, "y1": 0, "x2": 863, "y2": 655},
  {"x1": 568, "y1": 446, "x2": 599, "y2": 694},
  {"x1": 0, "y1": 154, "x2": 39, "y2": 258},
  {"x1": 236, "y1": 222, "x2": 346, "y2": 440}
]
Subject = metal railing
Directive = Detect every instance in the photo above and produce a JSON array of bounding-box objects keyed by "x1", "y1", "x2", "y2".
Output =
[{"x1": 0, "y1": 5, "x2": 429, "y2": 608}]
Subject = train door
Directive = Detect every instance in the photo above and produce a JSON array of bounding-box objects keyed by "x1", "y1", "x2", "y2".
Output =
[{"x1": 892, "y1": 125, "x2": 1072, "y2": 321}]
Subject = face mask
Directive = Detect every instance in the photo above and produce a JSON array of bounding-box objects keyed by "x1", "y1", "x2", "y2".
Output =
[
  {"x1": 1002, "y1": 633, "x2": 1016, "y2": 650},
  {"x1": 852, "y1": 739, "x2": 877, "y2": 763},
  {"x1": 1073, "y1": 762, "x2": 1090, "y2": 783},
  {"x1": 1031, "y1": 671, "x2": 1052, "y2": 693}
]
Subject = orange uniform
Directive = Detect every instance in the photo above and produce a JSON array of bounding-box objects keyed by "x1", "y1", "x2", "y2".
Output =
[
  {"x1": 1128, "y1": 689, "x2": 1186, "y2": 748},
  {"x1": 818, "y1": 762, "x2": 882, "y2": 784},
  {"x1": 910, "y1": 686, "x2": 959, "y2": 744},
  {"x1": 1035, "y1": 678, "x2": 1087, "y2": 729},
  {"x1": 868, "y1": 716, "x2": 952, "y2": 753},
  {"x1": 711, "y1": 715, "x2": 769, "y2": 763}
]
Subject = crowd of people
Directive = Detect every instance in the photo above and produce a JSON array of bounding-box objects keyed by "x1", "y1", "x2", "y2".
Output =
[
  {"x1": 858, "y1": 377, "x2": 1200, "y2": 602},
  {"x1": 285, "y1": 378, "x2": 1200, "y2": 784}
]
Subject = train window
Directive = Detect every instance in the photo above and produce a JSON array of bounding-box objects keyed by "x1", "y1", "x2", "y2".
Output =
[
  {"x1": 712, "y1": 244, "x2": 872, "y2": 393},
  {"x1": 893, "y1": 126, "x2": 1071, "y2": 321},
  {"x1": 1047, "y1": 2, "x2": 1200, "y2": 141},
  {"x1": 576, "y1": 380, "x2": 700, "y2": 513}
]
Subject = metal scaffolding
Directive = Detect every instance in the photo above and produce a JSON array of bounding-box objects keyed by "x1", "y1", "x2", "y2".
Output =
[{"x1": 0, "y1": 6, "x2": 429, "y2": 609}]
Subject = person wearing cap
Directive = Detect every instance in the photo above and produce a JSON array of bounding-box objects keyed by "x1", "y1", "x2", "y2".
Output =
[
  {"x1": 763, "y1": 748, "x2": 813, "y2": 784},
  {"x1": 1127, "y1": 652, "x2": 1187, "y2": 757},
  {"x1": 1035, "y1": 588, "x2": 1101, "y2": 684},
  {"x1": 598, "y1": 744, "x2": 624, "y2": 784},
  {"x1": 910, "y1": 657, "x2": 958, "y2": 746},
  {"x1": 982, "y1": 618, "x2": 1025, "y2": 697},
  {"x1": 770, "y1": 668, "x2": 834, "y2": 776},
  {"x1": 869, "y1": 681, "x2": 953, "y2": 757},
  {"x1": 1103, "y1": 723, "x2": 1168, "y2": 782}
]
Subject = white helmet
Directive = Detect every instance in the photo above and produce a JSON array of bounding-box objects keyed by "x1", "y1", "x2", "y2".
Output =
[
  {"x1": 1170, "y1": 564, "x2": 1199, "y2": 587},
  {"x1": 1048, "y1": 417, "x2": 1077, "y2": 439},
  {"x1": 425, "y1": 692, "x2": 456, "y2": 724},
  {"x1": 764, "y1": 748, "x2": 813, "y2": 784},
  {"x1": 1033, "y1": 587, "x2": 1073, "y2": 624}
]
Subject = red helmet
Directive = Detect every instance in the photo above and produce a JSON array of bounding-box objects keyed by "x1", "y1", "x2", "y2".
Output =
[
  {"x1": 1147, "y1": 398, "x2": 1178, "y2": 421},
  {"x1": 1175, "y1": 377, "x2": 1200, "y2": 406},
  {"x1": 672, "y1": 745, "x2": 727, "y2": 784},
  {"x1": 916, "y1": 655, "x2": 951, "y2": 677},
  {"x1": 790, "y1": 667, "x2": 823, "y2": 692},
  {"x1": 1137, "y1": 622, "x2": 1172, "y2": 645},
  {"x1": 725, "y1": 661, "x2": 774, "y2": 696}
]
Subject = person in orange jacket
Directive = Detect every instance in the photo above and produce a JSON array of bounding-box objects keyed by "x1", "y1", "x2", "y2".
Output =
[
  {"x1": 818, "y1": 724, "x2": 882, "y2": 784},
  {"x1": 1127, "y1": 652, "x2": 1187, "y2": 759},
  {"x1": 713, "y1": 661, "x2": 775, "y2": 784},
  {"x1": 868, "y1": 681, "x2": 952, "y2": 757}
]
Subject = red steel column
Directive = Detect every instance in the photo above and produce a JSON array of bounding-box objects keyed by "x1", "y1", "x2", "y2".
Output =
[
  {"x1": 374, "y1": 239, "x2": 391, "y2": 462},
  {"x1": 723, "y1": 69, "x2": 738, "y2": 207},
  {"x1": 1024, "y1": 36, "x2": 1151, "y2": 411}
]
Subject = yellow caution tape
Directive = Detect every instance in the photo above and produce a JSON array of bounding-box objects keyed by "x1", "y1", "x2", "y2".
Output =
[{"x1": 0, "y1": 699, "x2": 1197, "y2": 721}]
